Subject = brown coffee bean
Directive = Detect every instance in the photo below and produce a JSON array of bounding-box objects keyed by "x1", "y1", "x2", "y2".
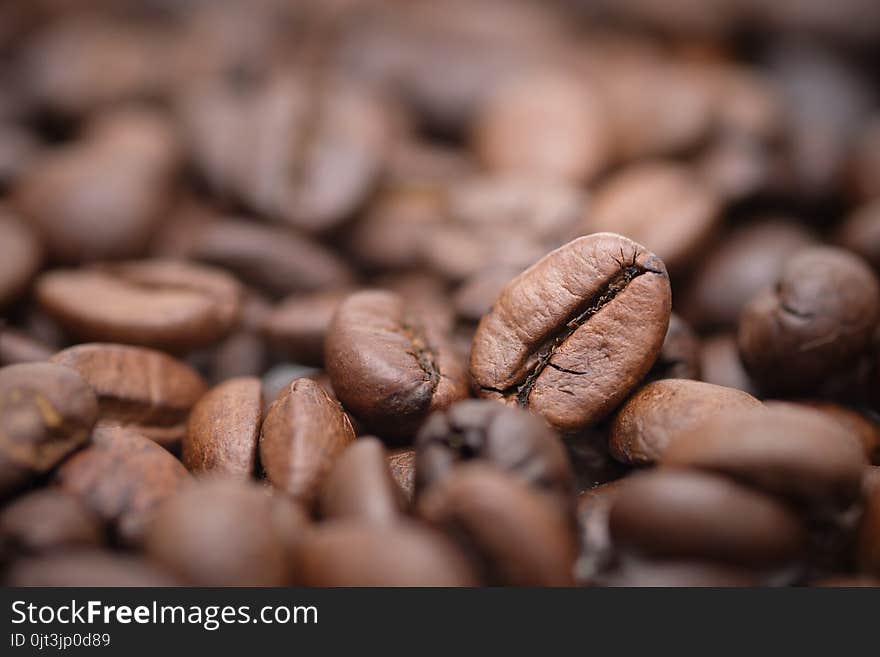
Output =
[
  {"x1": 0, "y1": 209, "x2": 42, "y2": 310},
  {"x1": 209, "y1": 330, "x2": 266, "y2": 383},
  {"x1": 850, "y1": 116, "x2": 880, "y2": 201},
  {"x1": 453, "y1": 267, "x2": 519, "y2": 324},
  {"x1": 260, "y1": 377, "x2": 355, "y2": 506},
  {"x1": 387, "y1": 447, "x2": 416, "y2": 502},
  {"x1": 699, "y1": 333, "x2": 757, "y2": 395},
  {"x1": 0, "y1": 327, "x2": 53, "y2": 365},
  {"x1": 609, "y1": 469, "x2": 806, "y2": 566},
  {"x1": 0, "y1": 362, "x2": 98, "y2": 498},
  {"x1": 470, "y1": 233, "x2": 671, "y2": 432},
  {"x1": 738, "y1": 247, "x2": 880, "y2": 396},
  {"x1": 610, "y1": 379, "x2": 761, "y2": 465},
  {"x1": 37, "y1": 260, "x2": 243, "y2": 353},
  {"x1": 298, "y1": 519, "x2": 478, "y2": 587},
  {"x1": 696, "y1": 132, "x2": 771, "y2": 202},
  {"x1": 418, "y1": 464, "x2": 577, "y2": 586},
  {"x1": 51, "y1": 343, "x2": 207, "y2": 445},
  {"x1": 647, "y1": 312, "x2": 702, "y2": 381},
  {"x1": 6, "y1": 549, "x2": 178, "y2": 586},
  {"x1": 263, "y1": 290, "x2": 350, "y2": 367},
  {"x1": 663, "y1": 406, "x2": 866, "y2": 506},
  {"x1": 684, "y1": 219, "x2": 817, "y2": 330},
  {"x1": 414, "y1": 399, "x2": 574, "y2": 508},
  {"x1": 325, "y1": 290, "x2": 469, "y2": 441},
  {"x1": 146, "y1": 478, "x2": 296, "y2": 586},
  {"x1": 182, "y1": 377, "x2": 262, "y2": 478},
  {"x1": 473, "y1": 70, "x2": 609, "y2": 184},
  {"x1": 837, "y1": 199, "x2": 880, "y2": 271},
  {"x1": 318, "y1": 437, "x2": 404, "y2": 524},
  {"x1": 586, "y1": 161, "x2": 720, "y2": 274},
  {"x1": 858, "y1": 483, "x2": 880, "y2": 576},
  {"x1": 0, "y1": 489, "x2": 103, "y2": 558},
  {"x1": 53, "y1": 425, "x2": 190, "y2": 545},
  {"x1": 769, "y1": 401, "x2": 880, "y2": 464}
]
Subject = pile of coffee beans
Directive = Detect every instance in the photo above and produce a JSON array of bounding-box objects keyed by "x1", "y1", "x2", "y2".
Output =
[{"x1": 2, "y1": 0, "x2": 880, "y2": 587}]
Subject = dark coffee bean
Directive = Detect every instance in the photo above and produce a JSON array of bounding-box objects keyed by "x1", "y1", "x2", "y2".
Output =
[
  {"x1": 586, "y1": 161, "x2": 721, "y2": 274},
  {"x1": 684, "y1": 219, "x2": 816, "y2": 330},
  {"x1": 260, "y1": 377, "x2": 355, "y2": 506},
  {"x1": 609, "y1": 470, "x2": 806, "y2": 566},
  {"x1": 663, "y1": 406, "x2": 866, "y2": 506},
  {"x1": 417, "y1": 464, "x2": 577, "y2": 586},
  {"x1": 470, "y1": 233, "x2": 671, "y2": 432},
  {"x1": 0, "y1": 489, "x2": 103, "y2": 559},
  {"x1": 0, "y1": 362, "x2": 98, "y2": 498},
  {"x1": 0, "y1": 209, "x2": 42, "y2": 310},
  {"x1": 836, "y1": 199, "x2": 880, "y2": 272},
  {"x1": 51, "y1": 343, "x2": 207, "y2": 446},
  {"x1": 6, "y1": 550, "x2": 178, "y2": 586},
  {"x1": 565, "y1": 428, "x2": 627, "y2": 492},
  {"x1": 699, "y1": 333, "x2": 757, "y2": 394},
  {"x1": 37, "y1": 260, "x2": 243, "y2": 353},
  {"x1": 647, "y1": 312, "x2": 701, "y2": 381},
  {"x1": 738, "y1": 247, "x2": 880, "y2": 396},
  {"x1": 414, "y1": 399, "x2": 574, "y2": 508},
  {"x1": 318, "y1": 437, "x2": 404, "y2": 524},
  {"x1": 183, "y1": 377, "x2": 262, "y2": 478},
  {"x1": 325, "y1": 290, "x2": 469, "y2": 441},
  {"x1": 53, "y1": 425, "x2": 190, "y2": 546},
  {"x1": 263, "y1": 290, "x2": 350, "y2": 367},
  {"x1": 387, "y1": 447, "x2": 416, "y2": 502},
  {"x1": 14, "y1": 109, "x2": 178, "y2": 264},
  {"x1": 858, "y1": 483, "x2": 880, "y2": 576},
  {"x1": 610, "y1": 380, "x2": 761, "y2": 465},
  {"x1": 473, "y1": 71, "x2": 608, "y2": 183},
  {"x1": 146, "y1": 478, "x2": 297, "y2": 586},
  {"x1": 298, "y1": 519, "x2": 478, "y2": 587},
  {"x1": 0, "y1": 327, "x2": 52, "y2": 366}
]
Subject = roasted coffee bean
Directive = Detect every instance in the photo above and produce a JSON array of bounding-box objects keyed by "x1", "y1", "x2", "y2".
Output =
[
  {"x1": 0, "y1": 209, "x2": 42, "y2": 310},
  {"x1": 473, "y1": 70, "x2": 609, "y2": 184},
  {"x1": 387, "y1": 447, "x2": 416, "y2": 502},
  {"x1": 53, "y1": 425, "x2": 190, "y2": 546},
  {"x1": 663, "y1": 406, "x2": 866, "y2": 506},
  {"x1": 318, "y1": 437, "x2": 404, "y2": 524},
  {"x1": 263, "y1": 290, "x2": 351, "y2": 367},
  {"x1": 37, "y1": 260, "x2": 243, "y2": 353},
  {"x1": 696, "y1": 131, "x2": 771, "y2": 202},
  {"x1": 585, "y1": 162, "x2": 720, "y2": 274},
  {"x1": 182, "y1": 377, "x2": 262, "y2": 478},
  {"x1": 51, "y1": 343, "x2": 207, "y2": 447},
  {"x1": 325, "y1": 290, "x2": 469, "y2": 441},
  {"x1": 837, "y1": 199, "x2": 880, "y2": 272},
  {"x1": 565, "y1": 428, "x2": 627, "y2": 492},
  {"x1": 418, "y1": 464, "x2": 577, "y2": 586},
  {"x1": 683, "y1": 219, "x2": 817, "y2": 330},
  {"x1": 0, "y1": 489, "x2": 103, "y2": 559},
  {"x1": 0, "y1": 362, "x2": 98, "y2": 498},
  {"x1": 6, "y1": 550, "x2": 178, "y2": 586},
  {"x1": 210, "y1": 330, "x2": 266, "y2": 383},
  {"x1": 0, "y1": 327, "x2": 53, "y2": 365},
  {"x1": 699, "y1": 333, "x2": 757, "y2": 395},
  {"x1": 610, "y1": 380, "x2": 761, "y2": 465},
  {"x1": 298, "y1": 519, "x2": 478, "y2": 587},
  {"x1": 453, "y1": 267, "x2": 519, "y2": 324},
  {"x1": 768, "y1": 401, "x2": 880, "y2": 464},
  {"x1": 738, "y1": 247, "x2": 880, "y2": 396},
  {"x1": 470, "y1": 233, "x2": 671, "y2": 432},
  {"x1": 260, "y1": 377, "x2": 355, "y2": 506},
  {"x1": 414, "y1": 400, "x2": 574, "y2": 507},
  {"x1": 647, "y1": 312, "x2": 701, "y2": 381},
  {"x1": 609, "y1": 470, "x2": 806, "y2": 566},
  {"x1": 146, "y1": 478, "x2": 297, "y2": 586}
]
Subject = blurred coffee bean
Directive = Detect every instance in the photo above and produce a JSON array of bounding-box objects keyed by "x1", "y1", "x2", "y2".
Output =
[
  {"x1": 647, "y1": 312, "x2": 702, "y2": 381},
  {"x1": 837, "y1": 199, "x2": 880, "y2": 272},
  {"x1": 6, "y1": 549, "x2": 178, "y2": 586},
  {"x1": 387, "y1": 447, "x2": 416, "y2": 502},
  {"x1": 453, "y1": 267, "x2": 519, "y2": 324},
  {"x1": 0, "y1": 326, "x2": 52, "y2": 366},
  {"x1": 699, "y1": 333, "x2": 757, "y2": 394},
  {"x1": 849, "y1": 115, "x2": 880, "y2": 200},
  {"x1": 0, "y1": 208, "x2": 42, "y2": 311},
  {"x1": 767, "y1": 401, "x2": 880, "y2": 464},
  {"x1": 263, "y1": 290, "x2": 350, "y2": 367}
]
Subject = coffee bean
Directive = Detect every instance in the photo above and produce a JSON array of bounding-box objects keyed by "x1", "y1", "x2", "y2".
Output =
[
  {"x1": 0, "y1": 327, "x2": 53, "y2": 365},
  {"x1": 263, "y1": 290, "x2": 350, "y2": 367},
  {"x1": 387, "y1": 447, "x2": 416, "y2": 502},
  {"x1": 647, "y1": 312, "x2": 702, "y2": 381},
  {"x1": 698, "y1": 333, "x2": 757, "y2": 394},
  {"x1": 414, "y1": 399, "x2": 574, "y2": 508},
  {"x1": 417, "y1": 464, "x2": 577, "y2": 586},
  {"x1": 738, "y1": 247, "x2": 880, "y2": 396},
  {"x1": 209, "y1": 330, "x2": 266, "y2": 383},
  {"x1": 836, "y1": 199, "x2": 880, "y2": 271},
  {"x1": 37, "y1": 260, "x2": 243, "y2": 353},
  {"x1": 6, "y1": 549, "x2": 178, "y2": 586},
  {"x1": 53, "y1": 425, "x2": 190, "y2": 546},
  {"x1": 298, "y1": 519, "x2": 478, "y2": 587},
  {"x1": 610, "y1": 380, "x2": 761, "y2": 465},
  {"x1": 0, "y1": 489, "x2": 103, "y2": 559},
  {"x1": 51, "y1": 343, "x2": 207, "y2": 446},
  {"x1": 260, "y1": 377, "x2": 355, "y2": 506},
  {"x1": 470, "y1": 233, "x2": 671, "y2": 432},
  {"x1": 663, "y1": 406, "x2": 867, "y2": 506},
  {"x1": 182, "y1": 377, "x2": 262, "y2": 478},
  {"x1": 586, "y1": 162, "x2": 720, "y2": 274},
  {"x1": 595, "y1": 558, "x2": 760, "y2": 588},
  {"x1": 0, "y1": 362, "x2": 98, "y2": 498},
  {"x1": 609, "y1": 469, "x2": 806, "y2": 566},
  {"x1": 0, "y1": 209, "x2": 42, "y2": 310},
  {"x1": 325, "y1": 290, "x2": 469, "y2": 441},
  {"x1": 318, "y1": 437, "x2": 404, "y2": 524},
  {"x1": 146, "y1": 478, "x2": 295, "y2": 586}
]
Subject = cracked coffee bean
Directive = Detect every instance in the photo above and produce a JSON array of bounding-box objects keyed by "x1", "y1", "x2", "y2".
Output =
[
  {"x1": 469, "y1": 233, "x2": 671, "y2": 432},
  {"x1": 325, "y1": 290, "x2": 469, "y2": 441}
]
